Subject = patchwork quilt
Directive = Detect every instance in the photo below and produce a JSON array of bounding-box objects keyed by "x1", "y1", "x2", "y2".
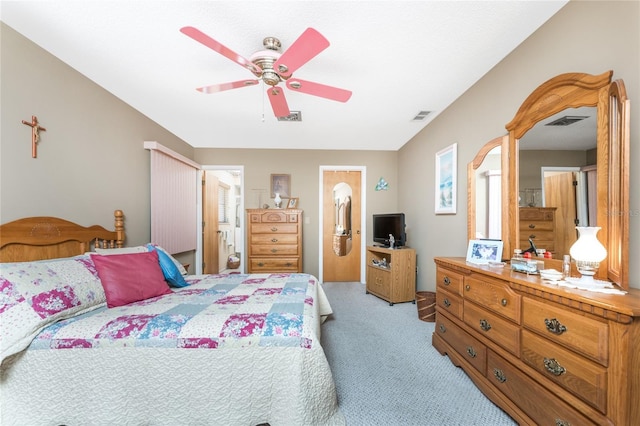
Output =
[{"x1": 29, "y1": 273, "x2": 319, "y2": 351}]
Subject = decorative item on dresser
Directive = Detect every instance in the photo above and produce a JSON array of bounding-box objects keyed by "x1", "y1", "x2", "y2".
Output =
[
  {"x1": 432, "y1": 257, "x2": 639, "y2": 425},
  {"x1": 246, "y1": 208, "x2": 303, "y2": 273},
  {"x1": 365, "y1": 245, "x2": 416, "y2": 305}
]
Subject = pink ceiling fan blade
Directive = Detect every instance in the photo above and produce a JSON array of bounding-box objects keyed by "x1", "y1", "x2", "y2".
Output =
[
  {"x1": 180, "y1": 26, "x2": 261, "y2": 75},
  {"x1": 273, "y1": 28, "x2": 329, "y2": 78},
  {"x1": 286, "y1": 78, "x2": 352, "y2": 102},
  {"x1": 196, "y1": 79, "x2": 259, "y2": 94},
  {"x1": 267, "y1": 86, "x2": 290, "y2": 117}
]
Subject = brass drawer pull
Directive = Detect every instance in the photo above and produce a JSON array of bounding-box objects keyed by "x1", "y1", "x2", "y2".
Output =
[
  {"x1": 443, "y1": 298, "x2": 451, "y2": 308},
  {"x1": 439, "y1": 324, "x2": 446, "y2": 333},
  {"x1": 271, "y1": 238, "x2": 278, "y2": 243},
  {"x1": 285, "y1": 262, "x2": 292, "y2": 267},
  {"x1": 555, "y1": 420, "x2": 571, "y2": 426},
  {"x1": 257, "y1": 262, "x2": 264, "y2": 267},
  {"x1": 271, "y1": 227, "x2": 278, "y2": 232},
  {"x1": 501, "y1": 298, "x2": 508, "y2": 307},
  {"x1": 544, "y1": 357, "x2": 566, "y2": 376},
  {"x1": 529, "y1": 234, "x2": 536, "y2": 239},
  {"x1": 466, "y1": 346, "x2": 477, "y2": 358},
  {"x1": 270, "y1": 248, "x2": 278, "y2": 253},
  {"x1": 465, "y1": 284, "x2": 471, "y2": 291},
  {"x1": 493, "y1": 368, "x2": 507, "y2": 383},
  {"x1": 529, "y1": 223, "x2": 536, "y2": 229},
  {"x1": 443, "y1": 276, "x2": 451, "y2": 285},
  {"x1": 479, "y1": 319, "x2": 492, "y2": 331},
  {"x1": 544, "y1": 318, "x2": 567, "y2": 335}
]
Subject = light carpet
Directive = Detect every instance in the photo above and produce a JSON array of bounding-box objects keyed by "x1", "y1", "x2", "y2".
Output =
[{"x1": 320, "y1": 281, "x2": 517, "y2": 426}]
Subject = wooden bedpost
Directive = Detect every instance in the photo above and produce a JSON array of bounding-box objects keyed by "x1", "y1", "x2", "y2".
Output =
[{"x1": 114, "y1": 210, "x2": 124, "y2": 248}]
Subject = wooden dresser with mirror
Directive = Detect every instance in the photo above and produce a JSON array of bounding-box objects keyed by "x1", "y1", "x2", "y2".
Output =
[{"x1": 435, "y1": 71, "x2": 637, "y2": 425}]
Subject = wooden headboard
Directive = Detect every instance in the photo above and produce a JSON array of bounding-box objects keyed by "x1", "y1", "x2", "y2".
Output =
[{"x1": 0, "y1": 210, "x2": 125, "y2": 263}]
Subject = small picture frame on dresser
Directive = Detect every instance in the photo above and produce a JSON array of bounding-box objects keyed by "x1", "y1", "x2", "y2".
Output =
[
  {"x1": 286, "y1": 197, "x2": 299, "y2": 209},
  {"x1": 466, "y1": 239, "x2": 503, "y2": 265}
]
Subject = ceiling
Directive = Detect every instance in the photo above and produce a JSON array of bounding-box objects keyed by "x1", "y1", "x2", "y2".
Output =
[{"x1": 1, "y1": 1, "x2": 569, "y2": 151}]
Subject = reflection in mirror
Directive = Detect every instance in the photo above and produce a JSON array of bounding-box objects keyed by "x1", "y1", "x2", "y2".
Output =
[
  {"x1": 519, "y1": 106, "x2": 597, "y2": 257},
  {"x1": 332, "y1": 182, "x2": 352, "y2": 256}
]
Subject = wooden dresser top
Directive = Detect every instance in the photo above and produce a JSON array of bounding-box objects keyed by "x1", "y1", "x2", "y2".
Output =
[{"x1": 434, "y1": 257, "x2": 640, "y2": 321}]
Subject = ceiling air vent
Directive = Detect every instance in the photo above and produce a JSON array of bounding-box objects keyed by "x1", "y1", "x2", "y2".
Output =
[
  {"x1": 545, "y1": 116, "x2": 589, "y2": 126},
  {"x1": 412, "y1": 110, "x2": 432, "y2": 121},
  {"x1": 277, "y1": 111, "x2": 302, "y2": 122}
]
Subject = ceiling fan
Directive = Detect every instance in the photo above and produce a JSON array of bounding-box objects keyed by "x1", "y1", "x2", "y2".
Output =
[{"x1": 180, "y1": 26, "x2": 352, "y2": 118}]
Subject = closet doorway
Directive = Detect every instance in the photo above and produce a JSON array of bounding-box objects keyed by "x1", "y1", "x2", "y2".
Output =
[
  {"x1": 320, "y1": 167, "x2": 365, "y2": 282},
  {"x1": 202, "y1": 167, "x2": 244, "y2": 274}
]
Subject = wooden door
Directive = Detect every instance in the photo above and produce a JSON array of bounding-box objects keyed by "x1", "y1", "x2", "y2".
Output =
[
  {"x1": 544, "y1": 172, "x2": 577, "y2": 257},
  {"x1": 322, "y1": 170, "x2": 361, "y2": 282},
  {"x1": 202, "y1": 171, "x2": 220, "y2": 274}
]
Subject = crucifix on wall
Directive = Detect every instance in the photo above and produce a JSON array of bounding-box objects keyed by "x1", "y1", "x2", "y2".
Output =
[{"x1": 21, "y1": 115, "x2": 47, "y2": 158}]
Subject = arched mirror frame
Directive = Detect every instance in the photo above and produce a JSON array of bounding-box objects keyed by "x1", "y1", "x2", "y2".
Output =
[
  {"x1": 467, "y1": 135, "x2": 508, "y2": 243},
  {"x1": 502, "y1": 71, "x2": 630, "y2": 289}
]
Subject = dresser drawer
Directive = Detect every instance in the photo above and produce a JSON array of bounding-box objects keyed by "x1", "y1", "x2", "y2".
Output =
[
  {"x1": 436, "y1": 267, "x2": 464, "y2": 296},
  {"x1": 436, "y1": 288, "x2": 463, "y2": 320},
  {"x1": 250, "y1": 244, "x2": 299, "y2": 256},
  {"x1": 521, "y1": 329, "x2": 607, "y2": 413},
  {"x1": 488, "y1": 350, "x2": 596, "y2": 426},
  {"x1": 522, "y1": 297, "x2": 608, "y2": 365},
  {"x1": 435, "y1": 313, "x2": 486, "y2": 374},
  {"x1": 519, "y1": 220, "x2": 554, "y2": 232},
  {"x1": 464, "y1": 300, "x2": 520, "y2": 356},
  {"x1": 249, "y1": 257, "x2": 300, "y2": 272},
  {"x1": 251, "y1": 223, "x2": 298, "y2": 234},
  {"x1": 464, "y1": 274, "x2": 521, "y2": 323},
  {"x1": 250, "y1": 233, "x2": 299, "y2": 245},
  {"x1": 520, "y1": 208, "x2": 555, "y2": 221}
]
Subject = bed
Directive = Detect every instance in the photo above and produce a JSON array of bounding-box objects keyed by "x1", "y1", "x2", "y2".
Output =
[{"x1": 0, "y1": 211, "x2": 344, "y2": 426}]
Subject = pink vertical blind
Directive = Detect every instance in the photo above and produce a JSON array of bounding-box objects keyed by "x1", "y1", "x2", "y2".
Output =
[{"x1": 146, "y1": 142, "x2": 200, "y2": 254}]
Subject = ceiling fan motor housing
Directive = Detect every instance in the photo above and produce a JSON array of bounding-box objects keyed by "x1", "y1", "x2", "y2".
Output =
[{"x1": 249, "y1": 37, "x2": 288, "y2": 86}]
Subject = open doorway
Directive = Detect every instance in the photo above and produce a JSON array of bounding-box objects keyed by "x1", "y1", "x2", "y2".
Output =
[{"x1": 200, "y1": 166, "x2": 244, "y2": 274}]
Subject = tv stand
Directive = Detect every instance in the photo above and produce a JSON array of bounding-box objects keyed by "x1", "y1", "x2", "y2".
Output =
[{"x1": 366, "y1": 245, "x2": 416, "y2": 305}]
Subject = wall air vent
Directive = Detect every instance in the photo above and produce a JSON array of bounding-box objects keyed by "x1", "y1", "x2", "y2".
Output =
[
  {"x1": 545, "y1": 116, "x2": 589, "y2": 126},
  {"x1": 412, "y1": 110, "x2": 432, "y2": 121},
  {"x1": 277, "y1": 111, "x2": 302, "y2": 122}
]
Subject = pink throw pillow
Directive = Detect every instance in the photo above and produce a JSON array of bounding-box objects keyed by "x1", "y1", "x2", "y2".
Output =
[{"x1": 91, "y1": 251, "x2": 172, "y2": 308}]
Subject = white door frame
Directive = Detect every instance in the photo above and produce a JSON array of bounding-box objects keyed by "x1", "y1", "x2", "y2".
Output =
[
  {"x1": 197, "y1": 165, "x2": 245, "y2": 274},
  {"x1": 318, "y1": 165, "x2": 366, "y2": 283}
]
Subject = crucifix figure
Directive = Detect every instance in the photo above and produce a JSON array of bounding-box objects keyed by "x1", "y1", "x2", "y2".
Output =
[{"x1": 21, "y1": 115, "x2": 46, "y2": 158}]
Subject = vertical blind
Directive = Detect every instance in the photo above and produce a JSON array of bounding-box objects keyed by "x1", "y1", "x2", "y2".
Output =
[{"x1": 145, "y1": 141, "x2": 200, "y2": 254}]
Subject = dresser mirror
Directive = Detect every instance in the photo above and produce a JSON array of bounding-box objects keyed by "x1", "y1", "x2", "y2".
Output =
[
  {"x1": 467, "y1": 135, "x2": 507, "y2": 243},
  {"x1": 503, "y1": 71, "x2": 630, "y2": 289}
]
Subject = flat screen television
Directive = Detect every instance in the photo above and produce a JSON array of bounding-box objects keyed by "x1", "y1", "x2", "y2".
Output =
[{"x1": 373, "y1": 213, "x2": 406, "y2": 248}]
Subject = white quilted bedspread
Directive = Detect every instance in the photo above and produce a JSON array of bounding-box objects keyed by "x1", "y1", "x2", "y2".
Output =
[{"x1": 0, "y1": 273, "x2": 345, "y2": 426}]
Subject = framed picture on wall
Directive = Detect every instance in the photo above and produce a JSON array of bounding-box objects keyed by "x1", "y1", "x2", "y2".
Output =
[
  {"x1": 270, "y1": 174, "x2": 291, "y2": 198},
  {"x1": 435, "y1": 143, "x2": 457, "y2": 214}
]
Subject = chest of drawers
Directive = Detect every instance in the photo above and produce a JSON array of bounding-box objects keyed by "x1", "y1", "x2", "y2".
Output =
[
  {"x1": 433, "y1": 257, "x2": 640, "y2": 425},
  {"x1": 519, "y1": 207, "x2": 556, "y2": 253},
  {"x1": 246, "y1": 209, "x2": 302, "y2": 273}
]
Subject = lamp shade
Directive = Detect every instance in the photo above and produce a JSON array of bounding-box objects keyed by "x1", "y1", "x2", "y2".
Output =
[{"x1": 569, "y1": 227, "x2": 607, "y2": 262}]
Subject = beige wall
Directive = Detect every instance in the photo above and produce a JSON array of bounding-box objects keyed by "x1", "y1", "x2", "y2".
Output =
[
  {"x1": 195, "y1": 149, "x2": 398, "y2": 277},
  {"x1": 0, "y1": 22, "x2": 193, "y2": 246},
  {"x1": 400, "y1": 1, "x2": 639, "y2": 290}
]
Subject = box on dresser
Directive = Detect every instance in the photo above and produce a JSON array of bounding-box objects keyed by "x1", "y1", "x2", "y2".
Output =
[{"x1": 433, "y1": 257, "x2": 640, "y2": 426}]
